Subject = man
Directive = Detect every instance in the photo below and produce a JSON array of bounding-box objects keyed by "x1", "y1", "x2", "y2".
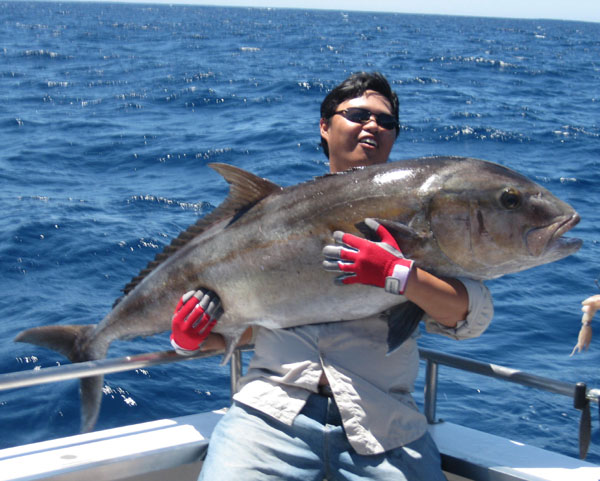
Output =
[{"x1": 171, "y1": 72, "x2": 493, "y2": 480}]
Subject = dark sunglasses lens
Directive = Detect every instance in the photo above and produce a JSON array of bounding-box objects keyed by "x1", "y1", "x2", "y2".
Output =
[
  {"x1": 376, "y1": 115, "x2": 397, "y2": 130},
  {"x1": 344, "y1": 108, "x2": 371, "y2": 123},
  {"x1": 344, "y1": 108, "x2": 396, "y2": 130}
]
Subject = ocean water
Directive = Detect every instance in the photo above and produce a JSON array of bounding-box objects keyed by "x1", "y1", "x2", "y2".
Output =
[{"x1": 1, "y1": 0, "x2": 599, "y2": 463}]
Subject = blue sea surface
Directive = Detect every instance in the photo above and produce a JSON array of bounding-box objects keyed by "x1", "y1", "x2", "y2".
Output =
[{"x1": 1, "y1": 0, "x2": 599, "y2": 463}]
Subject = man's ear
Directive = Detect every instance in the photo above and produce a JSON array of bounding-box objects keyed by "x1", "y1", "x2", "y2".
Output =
[{"x1": 319, "y1": 117, "x2": 330, "y2": 140}]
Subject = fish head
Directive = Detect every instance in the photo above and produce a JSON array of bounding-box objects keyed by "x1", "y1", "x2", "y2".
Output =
[{"x1": 427, "y1": 159, "x2": 582, "y2": 280}]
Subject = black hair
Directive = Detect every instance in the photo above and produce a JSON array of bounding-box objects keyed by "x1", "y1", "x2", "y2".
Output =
[{"x1": 320, "y1": 71, "x2": 400, "y2": 158}]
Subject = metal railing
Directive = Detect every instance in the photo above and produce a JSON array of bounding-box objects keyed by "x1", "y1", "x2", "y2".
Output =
[
  {"x1": 0, "y1": 346, "x2": 597, "y2": 457},
  {"x1": 418, "y1": 347, "x2": 598, "y2": 459},
  {"x1": 0, "y1": 348, "x2": 225, "y2": 392},
  {"x1": 419, "y1": 348, "x2": 599, "y2": 421}
]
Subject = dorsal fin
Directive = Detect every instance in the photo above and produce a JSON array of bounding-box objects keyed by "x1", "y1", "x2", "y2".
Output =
[
  {"x1": 117, "y1": 164, "x2": 282, "y2": 300},
  {"x1": 209, "y1": 163, "x2": 281, "y2": 209}
]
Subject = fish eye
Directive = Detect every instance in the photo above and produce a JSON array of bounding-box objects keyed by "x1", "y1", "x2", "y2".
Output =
[{"x1": 500, "y1": 188, "x2": 522, "y2": 210}]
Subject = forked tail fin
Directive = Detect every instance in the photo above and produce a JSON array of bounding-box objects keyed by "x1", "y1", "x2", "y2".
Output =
[{"x1": 15, "y1": 324, "x2": 109, "y2": 432}]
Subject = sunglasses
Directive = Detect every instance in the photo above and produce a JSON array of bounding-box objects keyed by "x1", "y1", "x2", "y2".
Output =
[{"x1": 333, "y1": 108, "x2": 398, "y2": 131}]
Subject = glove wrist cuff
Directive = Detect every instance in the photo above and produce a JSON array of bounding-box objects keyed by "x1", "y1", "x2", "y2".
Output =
[
  {"x1": 170, "y1": 337, "x2": 200, "y2": 356},
  {"x1": 384, "y1": 260, "x2": 414, "y2": 295}
]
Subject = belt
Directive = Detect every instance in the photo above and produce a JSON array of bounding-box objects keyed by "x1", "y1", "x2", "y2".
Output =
[{"x1": 317, "y1": 384, "x2": 334, "y2": 398}]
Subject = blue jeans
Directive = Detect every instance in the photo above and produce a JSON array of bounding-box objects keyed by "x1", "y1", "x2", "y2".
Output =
[{"x1": 198, "y1": 395, "x2": 447, "y2": 481}]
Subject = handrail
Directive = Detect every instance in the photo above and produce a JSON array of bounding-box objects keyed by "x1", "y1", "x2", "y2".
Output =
[
  {"x1": 418, "y1": 347, "x2": 597, "y2": 459},
  {"x1": 0, "y1": 349, "x2": 224, "y2": 392},
  {"x1": 1, "y1": 345, "x2": 596, "y2": 457},
  {"x1": 419, "y1": 347, "x2": 598, "y2": 404},
  {"x1": 2, "y1": 347, "x2": 596, "y2": 403}
]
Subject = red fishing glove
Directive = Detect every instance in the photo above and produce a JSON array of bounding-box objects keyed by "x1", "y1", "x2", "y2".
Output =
[
  {"x1": 322, "y1": 218, "x2": 414, "y2": 295},
  {"x1": 170, "y1": 289, "x2": 222, "y2": 355}
]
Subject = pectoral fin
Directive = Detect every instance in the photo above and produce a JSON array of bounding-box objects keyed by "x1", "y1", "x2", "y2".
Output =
[
  {"x1": 386, "y1": 301, "x2": 424, "y2": 353},
  {"x1": 355, "y1": 218, "x2": 425, "y2": 246}
]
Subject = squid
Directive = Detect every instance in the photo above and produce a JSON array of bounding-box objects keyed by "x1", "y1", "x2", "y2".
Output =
[{"x1": 570, "y1": 295, "x2": 600, "y2": 356}]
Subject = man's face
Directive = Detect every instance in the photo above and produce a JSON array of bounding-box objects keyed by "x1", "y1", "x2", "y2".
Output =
[{"x1": 320, "y1": 90, "x2": 397, "y2": 173}]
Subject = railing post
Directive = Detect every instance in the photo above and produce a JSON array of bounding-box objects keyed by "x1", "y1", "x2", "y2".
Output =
[
  {"x1": 424, "y1": 358, "x2": 439, "y2": 424},
  {"x1": 230, "y1": 348, "x2": 243, "y2": 400}
]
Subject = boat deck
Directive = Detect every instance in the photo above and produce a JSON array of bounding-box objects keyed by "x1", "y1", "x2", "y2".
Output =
[{"x1": 1, "y1": 410, "x2": 599, "y2": 481}]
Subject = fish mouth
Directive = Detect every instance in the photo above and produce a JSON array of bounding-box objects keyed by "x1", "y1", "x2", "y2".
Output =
[{"x1": 526, "y1": 213, "x2": 582, "y2": 257}]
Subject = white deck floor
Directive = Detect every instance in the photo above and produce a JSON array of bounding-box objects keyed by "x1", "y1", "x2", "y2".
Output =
[{"x1": 2, "y1": 410, "x2": 600, "y2": 481}]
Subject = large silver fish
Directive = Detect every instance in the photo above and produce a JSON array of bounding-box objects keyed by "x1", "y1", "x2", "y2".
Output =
[{"x1": 15, "y1": 156, "x2": 581, "y2": 432}]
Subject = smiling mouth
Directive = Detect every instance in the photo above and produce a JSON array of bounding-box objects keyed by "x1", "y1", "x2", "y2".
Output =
[{"x1": 359, "y1": 138, "x2": 378, "y2": 148}]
